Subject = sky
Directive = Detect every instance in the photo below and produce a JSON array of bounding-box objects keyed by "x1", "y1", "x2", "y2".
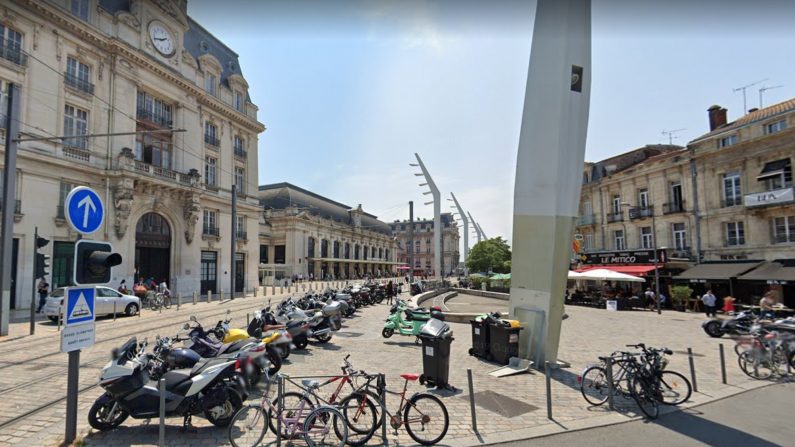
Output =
[{"x1": 188, "y1": 0, "x2": 795, "y2": 248}]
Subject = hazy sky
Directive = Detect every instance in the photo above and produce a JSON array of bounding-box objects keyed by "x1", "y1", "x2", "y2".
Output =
[{"x1": 188, "y1": 0, "x2": 795, "y2": 246}]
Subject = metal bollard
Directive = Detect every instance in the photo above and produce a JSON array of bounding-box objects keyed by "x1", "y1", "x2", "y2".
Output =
[
  {"x1": 272, "y1": 285, "x2": 275, "y2": 295},
  {"x1": 380, "y1": 373, "x2": 387, "y2": 443},
  {"x1": 207, "y1": 290, "x2": 211, "y2": 304},
  {"x1": 58, "y1": 310, "x2": 62, "y2": 331},
  {"x1": 467, "y1": 369, "x2": 478, "y2": 432},
  {"x1": 687, "y1": 347, "x2": 698, "y2": 392},
  {"x1": 220, "y1": 290, "x2": 224, "y2": 301},
  {"x1": 247, "y1": 313, "x2": 250, "y2": 326},
  {"x1": 158, "y1": 378, "x2": 166, "y2": 446},
  {"x1": 605, "y1": 356, "x2": 615, "y2": 411},
  {"x1": 545, "y1": 361, "x2": 553, "y2": 420},
  {"x1": 177, "y1": 293, "x2": 181, "y2": 311},
  {"x1": 193, "y1": 291, "x2": 197, "y2": 305},
  {"x1": 280, "y1": 286, "x2": 284, "y2": 294},
  {"x1": 719, "y1": 344, "x2": 727, "y2": 385},
  {"x1": 113, "y1": 300, "x2": 117, "y2": 322},
  {"x1": 276, "y1": 375, "x2": 283, "y2": 447}
]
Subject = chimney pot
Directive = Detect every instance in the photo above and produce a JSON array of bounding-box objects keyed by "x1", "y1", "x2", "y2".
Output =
[{"x1": 708, "y1": 105, "x2": 728, "y2": 131}]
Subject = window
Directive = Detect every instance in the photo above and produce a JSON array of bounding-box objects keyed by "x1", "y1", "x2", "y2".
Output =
[
  {"x1": 758, "y1": 159, "x2": 792, "y2": 190},
  {"x1": 638, "y1": 188, "x2": 649, "y2": 209},
  {"x1": 612, "y1": 195, "x2": 621, "y2": 214},
  {"x1": 200, "y1": 251, "x2": 217, "y2": 294},
  {"x1": 640, "y1": 227, "x2": 653, "y2": 249},
  {"x1": 726, "y1": 222, "x2": 745, "y2": 246},
  {"x1": 65, "y1": 57, "x2": 92, "y2": 93},
  {"x1": 333, "y1": 241, "x2": 340, "y2": 258},
  {"x1": 584, "y1": 233, "x2": 594, "y2": 251},
  {"x1": 234, "y1": 136, "x2": 246, "y2": 158},
  {"x1": 63, "y1": 105, "x2": 88, "y2": 150},
  {"x1": 321, "y1": 240, "x2": 329, "y2": 258},
  {"x1": 135, "y1": 131, "x2": 171, "y2": 168},
  {"x1": 766, "y1": 119, "x2": 787, "y2": 134},
  {"x1": 672, "y1": 223, "x2": 687, "y2": 250},
  {"x1": 204, "y1": 122, "x2": 219, "y2": 146},
  {"x1": 203, "y1": 210, "x2": 217, "y2": 233},
  {"x1": 260, "y1": 245, "x2": 269, "y2": 264},
  {"x1": 234, "y1": 91, "x2": 244, "y2": 111},
  {"x1": 0, "y1": 24, "x2": 24, "y2": 65},
  {"x1": 613, "y1": 230, "x2": 625, "y2": 250},
  {"x1": 670, "y1": 182, "x2": 683, "y2": 207},
  {"x1": 136, "y1": 91, "x2": 172, "y2": 128},
  {"x1": 71, "y1": 0, "x2": 89, "y2": 21},
  {"x1": 234, "y1": 167, "x2": 245, "y2": 194},
  {"x1": 205, "y1": 156, "x2": 217, "y2": 186},
  {"x1": 205, "y1": 73, "x2": 216, "y2": 95},
  {"x1": 722, "y1": 171, "x2": 742, "y2": 207},
  {"x1": 719, "y1": 135, "x2": 738, "y2": 148},
  {"x1": 0, "y1": 80, "x2": 7, "y2": 132},
  {"x1": 308, "y1": 237, "x2": 315, "y2": 257},
  {"x1": 344, "y1": 243, "x2": 350, "y2": 259},
  {"x1": 58, "y1": 182, "x2": 75, "y2": 217},
  {"x1": 52, "y1": 241, "x2": 75, "y2": 288},
  {"x1": 274, "y1": 245, "x2": 286, "y2": 264},
  {"x1": 772, "y1": 216, "x2": 795, "y2": 243},
  {"x1": 236, "y1": 215, "x2": 245, "y2": 239},
  {"x1": 582, "y1": 201, "x2": 593, "y2": 217}
]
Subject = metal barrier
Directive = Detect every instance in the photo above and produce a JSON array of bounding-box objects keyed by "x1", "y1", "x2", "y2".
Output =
[
  {"x1": 467, "y1": 368, "x2": 478, "y2": 432},
  {"x1": 687, "y1": 347, "x2": 698, "y2": 392}
]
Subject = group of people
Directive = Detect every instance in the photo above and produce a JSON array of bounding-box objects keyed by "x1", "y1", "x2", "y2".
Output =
[
  {"x1": 701, "y1": 289, "x2": 782, "y2": 319},
  {"x1": 122, "y1": 277, "x2": 170, "y2": 298}
]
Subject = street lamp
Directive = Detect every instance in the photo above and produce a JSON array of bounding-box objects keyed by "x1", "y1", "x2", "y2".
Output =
[{"x1": 623, "y1": 201, "x2": 662, "y2": 314}]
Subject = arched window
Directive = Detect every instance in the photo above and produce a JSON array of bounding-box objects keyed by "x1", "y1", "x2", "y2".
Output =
[
  {"x1": 321, "y1": 239, "x2": 329, "y2": 258},
  {"x1": 333, "y1": 241, "x2": 340, "y2": 258},
  {"x1": 307, "y1": 237, "x2": 315, "y2": 257},
  {"x1": 345, "y1": 243, "x2": 351, "y2": 259},
  {"x1": 354, "y1": 244, "x2": 360, "y2": 260}
]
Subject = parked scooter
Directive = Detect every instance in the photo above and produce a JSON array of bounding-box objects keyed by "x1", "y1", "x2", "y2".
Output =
[
  {"x1": 382, "y1": 298, "x2": 434, "y2": 342},
  {"x1": 276, "y1": 298, "x2": 336, "y2": 344},
  {"x1": 702, "y1": 311, "x2": 758, "y2": 338}
]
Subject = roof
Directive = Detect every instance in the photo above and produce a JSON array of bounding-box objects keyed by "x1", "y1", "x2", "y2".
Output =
[
  {"x1": 389, "y1": 213, "x2": 456, "y2": 229},
  {"x1": 691, "y1": 98, "x2": 795, "y2": 143},
  {"x1": 675, "y1": 262, "x2": 764, "y2": 281},
  {"x1": 258, "y1": 182, "x2": 392, "y2": 236},
  {"x1": 583, "y1": 145, "x2": 684, "y2": 184},
  {"x1": 737, "y1": 260, "x2": 795, "y2": 282}
]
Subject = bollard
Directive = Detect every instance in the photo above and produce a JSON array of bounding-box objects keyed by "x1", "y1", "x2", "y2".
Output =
[
  {"x1": 113, "y1": 300, "x2": 117, "y2": 322},
  {"x1": 302, "y1": 284, "x2": 306, "y2": 292},
  {"x1": 193, "y1": 291, "x2": 197, "y2": 305},
  {"x1": 687, "y1": 347, "x2": 698, "y2": 392},
  {"x1": 220, "y1": 290, "x2": 224, "y2": 301},
  {"x1": 545, "y1": 361, "x2": 553, "y2": 420},
  {"x1": 272, "y1": 285, "x2": 276, "y2": 295},
  {"x1": 467, "y1": 369, "x2": 478, "y2": 432},
  {"x1": 207, "y1": 290, "x2": 211, "y2": 304},
  {"x1": 380, "y1": 373, "x2": 387, "y2": 443},
  {"x1": 158, "y1": 378, "x2": 166, "y2": 446},
  {"x1": 280, "y1": 285, "x2": 284, "y2": 294},
  {"x1": 247, "y1": 313, "x2": 250, "y2": 326},
  {"x1": 605, "y1": 356, "x2": 615, "y2": 411},
  {"x1": 719, "y1": 344, "x2": 727, "y2": 385},
  {"x1": 58, "y1": 309, "x2": 62, "y2": 331},
  {"x1": 177, "y1": 293, "x2": 181, "y2": 311}
]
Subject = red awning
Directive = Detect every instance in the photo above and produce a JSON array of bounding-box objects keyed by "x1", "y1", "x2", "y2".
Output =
[{"x1": 576, "y1": 265, "x2": 657, "y2": 276}]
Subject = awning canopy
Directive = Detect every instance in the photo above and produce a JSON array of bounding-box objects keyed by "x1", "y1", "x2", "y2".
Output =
[
  {"x1": 576, "y1": 265, "x2": 657, "y2": 276},
  {"x1": 737, "y1": 261, "x2": 795, "y2": 283},
  {"x1": 490, "y1": 273, "x2": 511, "y2": 280},
  {"x1": 574, "y1": 268, "x2": 646, "y2": 283},
  {"x1": 757, "y1": 158, "x2": 791, "y2": 180},
  {"x1": 675, "y1": 261, "x2": 762, "y2": 281}
]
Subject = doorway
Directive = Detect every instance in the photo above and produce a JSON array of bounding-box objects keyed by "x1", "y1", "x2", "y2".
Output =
[
  {"x1": 134, "y1": 213, "x2": 171, "y2": 285},
  {"x1": 234, "y1": 253, "x2": 244, "y2": 293}
]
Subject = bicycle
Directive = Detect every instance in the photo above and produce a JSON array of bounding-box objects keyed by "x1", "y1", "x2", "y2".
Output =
[
  {"x1": 228, "y1": 372, "x2": 348, "y2": 447},
  {"x1": 146, "y1": 290, "x2": 172, "y2": 311},
  {"x1": 736, "y1": 330, "x2": 795, "y2": 379}
]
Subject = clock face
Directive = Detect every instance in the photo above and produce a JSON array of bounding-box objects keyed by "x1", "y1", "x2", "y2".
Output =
[{"x1": 148, "y1": 21, "x2": 175, "y2": 57}]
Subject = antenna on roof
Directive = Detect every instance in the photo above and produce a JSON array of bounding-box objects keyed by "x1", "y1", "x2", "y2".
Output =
[
  {"x1": 758, "y1": 84, "x2": 784, "y2": 108},
  {"x1": 661, "y1": 128, "x2": 686, "y2": 145},
  {"x1": 733, "y1": 78, "x2": 768, "y2": 114}
]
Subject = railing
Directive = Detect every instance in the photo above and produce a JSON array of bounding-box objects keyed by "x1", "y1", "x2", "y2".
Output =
[
  {"x1": 63, "y1": 145, "x2": 90, "y2": 161},
  {"x1": 234, "y1": 147, "x2": 247, "y2": 160},
  {"x1": 0, "y1": 43, "x2": 26, "y2": 67},
  {"x1": 136, "y1": 107, "x2": 172, "y2": 128},
  {"x1": 0, "y1": 199, "x2": 21, "y2": 214},
  {"x1": 662, "y1": 201, "x2": 686, "y2": 214},
  {"x1": 203, "y1": 226, "x2": 220, "y2": 237},
  {"x1": 204, "y1": 134, "x2": 220, "y2": 147},
  {"x1": 577, "y1": 214, "x2": 596, "y2": 225},
  {"x1": 772, "y1": 233, "x2": 794, "y2": 244},
  {"x1": 669, "y1": 247, "x2": 692, "y2": 259},
  {"x1": 724, "y1": 237, "x2": 745, "y2": 247},
  {"x1": 628, "y1": 206, "x2": 654, "y2": 220},
  {"x1": 64, "y1": 72, "x2": 94, "y2": 95},
  {"x1": 236, "y1": 231, "x2": 248, "y2": 241},
  {"x1": 606, "y1": 212, "x2": 623, "y2": 223},
  {"x1": 132, "y1": 160, "x2": 191, "y2": 184},
  {"x1": 721, "y1": 197, "x2": 742, "y2": 208}
]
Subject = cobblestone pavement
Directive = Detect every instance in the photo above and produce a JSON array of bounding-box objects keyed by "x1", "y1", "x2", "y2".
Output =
[{"x1": 0, "y1": 285, "x2": 775, "y2": 447}]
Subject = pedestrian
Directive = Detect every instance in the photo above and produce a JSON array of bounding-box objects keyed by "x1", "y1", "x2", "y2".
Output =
[
  {"x1": 658, "y1": 292, "x2": 668, "y2": 309},
  {"x1": 386, "y1": 281, "x2": 394, "y2": 304},
  {"x1": 759, "y1": 292, "x2": 776, "y2": 319},
  {"x1": 701, "y1": 289, "x2": 717, "y2": 317},
  {"x1": 118, "y1": 279, "x2": 130, "y2": 295},
  {"x1": 36, "y1": 277, "x2": 49, "y2": 313},
  {"x1": 644, "y1": 287, "x2": 656, "y2": 309}
]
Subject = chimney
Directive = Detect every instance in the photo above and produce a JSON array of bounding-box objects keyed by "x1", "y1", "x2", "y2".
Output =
[
  {"x1": 707, "y1": 105, "x2": 728, "y2": 131},
  {"x1": 748, "y1": 108, "x2": 759, "y2": 113}
]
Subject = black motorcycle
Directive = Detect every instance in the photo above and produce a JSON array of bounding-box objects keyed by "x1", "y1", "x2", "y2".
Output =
[{"x1": 702, "y1": 311, "x2": 757, "y2": 338}]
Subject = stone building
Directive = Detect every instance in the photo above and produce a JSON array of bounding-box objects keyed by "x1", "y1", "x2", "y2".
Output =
[
  {"x1": 390, "y1": 214, "x2": 461, "y2": 277},
  {"x1": 257, "y1": 183, "x2": 398, "y2": 282},
  {"x1": 0, "y1": 0, "x2": 264, "y2": 310}
]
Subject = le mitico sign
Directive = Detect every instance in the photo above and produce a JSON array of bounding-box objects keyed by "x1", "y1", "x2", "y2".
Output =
[{"x1": 578, "y1": 249, "x2": 668, "y2": 266}]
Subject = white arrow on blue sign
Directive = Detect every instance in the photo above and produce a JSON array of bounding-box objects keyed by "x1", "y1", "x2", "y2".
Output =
[{"x1": 65, "y1": 186, "x2": 104, "y2": 234}]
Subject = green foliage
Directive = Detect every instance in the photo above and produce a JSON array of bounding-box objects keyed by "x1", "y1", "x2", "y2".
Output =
[
  {"x1": 669, "y1": 285, "x2": 693, "y2": 305},
  {"x1": 468, "y1": 275, "x2": 489, "y2": 289},
  {"x1": 466, "y1": 237, "x2": 512, "y2": 274}
]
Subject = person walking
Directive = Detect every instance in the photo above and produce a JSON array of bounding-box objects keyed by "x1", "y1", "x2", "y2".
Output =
[
  {"x1": 386, "y1": 281, "x2": 394, "y2": 305},
  {"x1": 36, "y1": 277, "x2": 49, "y2": 313},
  {"x1": 701, "y1": 289, "x2": 717, "y2": 317}
]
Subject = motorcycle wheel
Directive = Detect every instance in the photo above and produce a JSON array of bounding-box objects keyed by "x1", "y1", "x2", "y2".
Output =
[
  {"x1": 88, "y1": 393, "x2": 129, "y2": 431},
  {"x1": 382, "y1": 328, "x2": 394, "y2": 338},
  {"x1": 375, "y1": 295, "x2": 384, "y2": 304},
  {"x1": 345, "y1": 307, "x2": 356, "y2": 318},
  {"x1": 268, "y1": 347, "x2": 282, "y2": 375},
  {"x1": 703, "y1": 321, "x2": 724, "y2": 338},
  {"x1": 278, "y1": 343, "x2": 291, "y2": 360},
  {"x1": 205, "y1": 388, "x2": 244, "y2": 427},
  {"x1": 315, "y1": 333, "x2": 332, "y2": 344},
  {"x1": 293, "y1": 335, "x2": 309, "y2": 350}
]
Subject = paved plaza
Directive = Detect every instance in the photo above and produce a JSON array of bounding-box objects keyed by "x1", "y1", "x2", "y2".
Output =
[{"x1": 0, "y1": 285, "x2": 778, "y2": 447}]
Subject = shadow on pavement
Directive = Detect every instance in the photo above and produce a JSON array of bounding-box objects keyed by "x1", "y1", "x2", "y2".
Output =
[{"x1": 650, "y1": 408, "x2": 781, "y2": 447}]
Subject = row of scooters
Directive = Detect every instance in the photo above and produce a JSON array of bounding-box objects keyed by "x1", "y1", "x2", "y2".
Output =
[{"x1": 88, "y1": 283, "x2": 393, "y2": 432}]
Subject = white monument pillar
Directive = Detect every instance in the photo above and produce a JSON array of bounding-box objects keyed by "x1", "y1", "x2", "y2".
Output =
[
  {"x1": 510, "y1": 0, "x2": 591, "y2": 367},
  {"x1": 450, "y1": 193, "x2": 469, "y2": 273},
  {"x1": 413, "y1": 154, "x2": 441, "y2": 279},
  {"x1": 467, "y1": 211, "x2": 482, "y2": 244}
]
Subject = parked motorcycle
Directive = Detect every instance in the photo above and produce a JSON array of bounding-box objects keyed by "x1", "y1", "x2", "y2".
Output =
[
  {"x1": 702, "y1": 311, "x2": 758, "y2": 338},
  {"x1": 382, "y1": 298, "x2": 434, "y2": 342}
]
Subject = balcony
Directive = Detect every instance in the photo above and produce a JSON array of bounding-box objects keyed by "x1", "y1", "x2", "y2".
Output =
[
  {"x1": 606, "y1": 212, "x2": 624, "y2": 223},
  {"x1": 132, "y1": 160, "x2": 193, "y2": 185},
  {"x1": 662, "y1": 201, "x2": 686, "y2": 214},
  {"x1": 234, "y1": 147, "x2": 247, "y2": 160},
  {"x1": 136, "y1": 107, "x2": 172, "y2": 128},
  {"x1": 204, "y1": 133, "x2": 220, "y2": 147},
  {"x1": 0, "y1": 43, "x2": 26, "y2": 67},
  {"x1": 63, "y1": 144, "x2": 91, "y2": 162},
  {"x1": 236, "y1": 231, "x2": 248, "y2": 241},
  {"x1": 669, "y1": 247, "x2": 692, "y2": 259},
  {"x1": 64, "y1": 72, "x2": 94, "y2": 95},
  {"x1": 628, "y1": 206, "x2": 654, "y2": 220},
  {"x1": 0, "y1": 199, "x2": 21, "y2": 214},
  {"x1": 743, "y1": 187, "x2": 794, "y2": 208},
  {"x1": 203, "y1": 226, "x2": 220, "y2": 237},
  {"x1": 577, "y1": 214, "x2": 596, "y2": 226}
]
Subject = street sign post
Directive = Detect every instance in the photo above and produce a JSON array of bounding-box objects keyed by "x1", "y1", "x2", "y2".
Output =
[{"x1": 64, "y1": 186, "x2": 104, "y2": 235}]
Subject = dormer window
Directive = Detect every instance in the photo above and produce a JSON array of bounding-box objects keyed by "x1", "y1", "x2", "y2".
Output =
[
  {"x1": 204, "y1": 73, "x2": 216, "y2": 96},
  {"x1": 70, "y1": 0, "x2": 89, "y2": 21},
  {"x1": 718, "y1": 135, "x2": 738, "y2": 148},
  {"x1": 234, "y1": 91, "x2": 244, "y2": 112},
  {"x1": 766, "y1": 119, "x2": 787, "y2": 135}
]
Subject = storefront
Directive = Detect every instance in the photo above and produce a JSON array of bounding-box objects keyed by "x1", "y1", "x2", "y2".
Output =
[
  {"x1": 673, "y1": 261, "x2": 764, "y2": 304},
  {"x1": 575, "y1": 249, "x2": 682, "y2": 294},
  {"x1": 737, "y1": 260, "x2": 795, "y2": 308}
]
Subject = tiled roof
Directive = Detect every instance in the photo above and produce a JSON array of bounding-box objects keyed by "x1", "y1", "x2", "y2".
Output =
[{"x1": 691, "y1": 98, "x2": 795, "y2": 143}]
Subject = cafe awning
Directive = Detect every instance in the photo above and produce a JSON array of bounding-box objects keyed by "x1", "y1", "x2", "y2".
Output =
[
  {"x1": 676, "y1": 261, "x2": 763, "y2": 281},
  {"x1": 577, "y1": 265, "x2": 657, "y2": 276},
  {"x1": 737, "y1": 260, "x2": 795, "y2": 283}
]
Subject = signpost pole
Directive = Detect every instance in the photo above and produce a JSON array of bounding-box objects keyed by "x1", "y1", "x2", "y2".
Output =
[
  {"x1": 64, "y1": 349, "x2": 80, "y2": 444},
  {"x1": 652, "y1": 211, "x2": 661, "y2": 315},
  {"x1": 30, "y1": 227, "x2": 39, "y2": 335}
]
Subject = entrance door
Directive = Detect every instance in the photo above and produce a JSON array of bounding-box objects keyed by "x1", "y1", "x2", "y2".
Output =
[
  {"x1": 134, "y1": 213, "x2": 171, "y2": 285},
  {"x1": 234, "y1": 253, "x2": 244, "y2": 293},
  {"x1": 11, "y1": 238, "x2": 18, "y2": 309},
  {"x1": 201, "y1": 251, "x2": 217, "y2": 294}
]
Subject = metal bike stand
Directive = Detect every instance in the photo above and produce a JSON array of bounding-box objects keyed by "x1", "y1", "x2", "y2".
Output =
[
  {"x1": 380, "y1": 373, "x2": 388, "y2": 444},
  {"x1": 604, "y1": 357, "x2": 615, "y2": 411},
  {"x1": 277, "y1": 375, "x2": 283, "y2": 447}
]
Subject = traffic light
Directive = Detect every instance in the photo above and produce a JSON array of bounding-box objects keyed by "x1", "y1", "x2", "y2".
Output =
[
  {"x1": 35, "y1": 253, "x2": 50, "y2": 279},
  {"x1": 36, "y1": 236, "x2": 50, "y2": 249},
  {"x1": 74, "y1": 240, "x2": 122, "y2": 285}
]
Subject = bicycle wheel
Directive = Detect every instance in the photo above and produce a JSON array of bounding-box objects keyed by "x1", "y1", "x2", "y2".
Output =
[
  {"x1": 630, "y1": 375, "x2": 659, "y2": 419},
  {"x1": 404, "y1": 393, "x2": 449, "y2": 446},
  {"x1": 149, "y1": 298, "x2": 160, "y2": 311},
  {"x1": 163, "y1": 294, "x2": 172, "y2": 309},
  {"x1": 656, "y1": 371, "x2": 692, "y2": 405},
  {"x1": 268, "y1": 392, "x2": 314, "y2": 437},
  {"x1": 738, "y1": 351, "x2": 774, "y2": 380},
  {"x1": 335, "y1": 393, "x2": 377, "y2": 446},
  {"x1": 304, "y1": 406, "x2": 347, "y2": 447},
  {"x1": 580, "y1": 366, "x2": 610, "y2": 406},
  {"x1": 228, "y1": 405, "x2": 268, "y2": 447}
]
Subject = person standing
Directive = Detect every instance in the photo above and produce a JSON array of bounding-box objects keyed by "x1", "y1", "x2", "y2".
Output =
[
  {"x1": 701, "y1": 289, "x2": 717, "y2": 317},
  {"x1": 36, "y1": 277, "x2": 49, "y2": 313},
  {"x1": 644, "y1": 287, "x2": 656, "y2": 309},
  {"x1": 759, "y1": 292, "x2": 776, "y2": 319}
]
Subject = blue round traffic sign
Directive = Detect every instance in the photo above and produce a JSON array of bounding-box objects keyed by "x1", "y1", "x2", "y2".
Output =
[{"x1": 65, "y1": 186, "x2": 104, "y2": 234}]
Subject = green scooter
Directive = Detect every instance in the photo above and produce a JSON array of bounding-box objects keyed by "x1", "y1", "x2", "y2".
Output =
[{"x1": 382, "y1": 298, "x2": 432, "y2": 342}]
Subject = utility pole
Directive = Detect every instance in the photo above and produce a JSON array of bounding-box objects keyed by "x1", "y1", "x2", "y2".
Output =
[
  {"x1": 411, "y1": 154, "x2": 441, "y2": 279},
  {"x1": 230, "y1": 184, "x2": 236, "y2": 299},
  {"x1": 449, "y1": 193, "x2": 469, "y2": 275},
  {"x1": 0, "y1": 83, "x2": 20, "y2": 336},
  {"x1": 408, "y1": 201, "x2": 414, "y2": 283}
]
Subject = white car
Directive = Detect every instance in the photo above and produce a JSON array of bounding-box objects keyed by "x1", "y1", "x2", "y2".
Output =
[{"x1": 43, "y1": 286, "x2": 141, "y2": 322}]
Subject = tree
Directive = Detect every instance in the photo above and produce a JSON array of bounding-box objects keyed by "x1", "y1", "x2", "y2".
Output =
[{"x1": 466, "y1": 237, "x2": 512, "y2": 274}]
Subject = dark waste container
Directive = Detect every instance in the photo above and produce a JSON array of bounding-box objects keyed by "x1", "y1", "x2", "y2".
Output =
[
  {"x1": 419, "y1": 319, "x2": 454, "y2": 388},
  {"x1": 488, "y1": 323, "x2": 523, "y2": 365},
  {"x1": 468, "y1": 319, "x2": 490, "y2": 359}
]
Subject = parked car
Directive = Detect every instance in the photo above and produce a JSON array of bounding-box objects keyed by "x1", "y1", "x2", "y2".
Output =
[{"x1": 43, "y1": 286, "x2": 141, "y2": 322}]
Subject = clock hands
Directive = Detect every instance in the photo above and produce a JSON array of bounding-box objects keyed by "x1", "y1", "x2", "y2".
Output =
[{"x1": 154, "y1": 37, "x2": 167, "y2": 41}]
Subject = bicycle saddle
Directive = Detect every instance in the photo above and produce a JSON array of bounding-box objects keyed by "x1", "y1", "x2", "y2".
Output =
[{"x1": 400, "y1": 373, "x2": 420, "y2": 381}]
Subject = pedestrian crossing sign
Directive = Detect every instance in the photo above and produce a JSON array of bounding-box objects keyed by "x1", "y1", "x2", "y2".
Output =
[{"x1": 65, "y1": 287, "x2": 95, "y2": 326}]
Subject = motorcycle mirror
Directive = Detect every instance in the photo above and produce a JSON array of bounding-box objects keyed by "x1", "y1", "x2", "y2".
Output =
[
  {"x1": 184, "y1": 323, "x2": 190, "y2": 330},
  {"x1": 190, "y1": 315, "x2": 198, "y2": 322},
  {"x1": 226, "y1": 309, "x2": 231, "y2": 315}
]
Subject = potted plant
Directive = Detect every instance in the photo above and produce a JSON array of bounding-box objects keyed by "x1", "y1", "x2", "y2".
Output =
[{"x1": 670, "y1": 285, "x2": 693, "y2": 312}]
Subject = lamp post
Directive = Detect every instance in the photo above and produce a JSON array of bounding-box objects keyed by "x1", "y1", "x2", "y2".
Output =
[{"x1": 624, "y1": 202, "x2": 662, "y2": 314}]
